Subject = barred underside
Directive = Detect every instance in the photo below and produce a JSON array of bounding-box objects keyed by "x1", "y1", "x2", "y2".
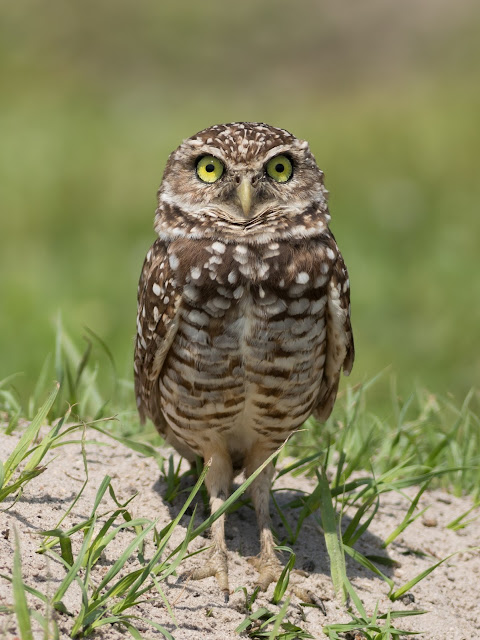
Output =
[{"x1": 135, "y1": 224, "x2": 353, "y2": 466}]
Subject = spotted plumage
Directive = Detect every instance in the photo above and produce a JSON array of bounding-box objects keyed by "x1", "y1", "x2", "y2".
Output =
[{"x1": 134, "y1": 122, "x2": 354, "y2": 599}]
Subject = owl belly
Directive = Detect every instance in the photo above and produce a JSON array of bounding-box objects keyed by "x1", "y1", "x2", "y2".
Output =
[{"x1": 159, "y1": 288, "x2": 327, "y2": 464}]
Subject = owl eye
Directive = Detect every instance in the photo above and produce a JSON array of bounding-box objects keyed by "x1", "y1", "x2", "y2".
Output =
[
  {"x1": 196, "y1": 155, "x2": 224, "y2": 183},
  {"x1": 266, "y1": 154, "x2": 293, "y2": 183}
]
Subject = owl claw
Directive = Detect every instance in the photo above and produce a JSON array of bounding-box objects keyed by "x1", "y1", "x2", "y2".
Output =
[
  {"x1": 247, "y1": 553, "x2": 283, "y2": 592},
  {"x1": 247, "y1": 554, "x2": 326, "y2": 610},
  {"x1": 187, "y1": 549, "x2": 230, "y2": 599},
  {"x1": 291, "y1": 585, "x2": 327, "y2": 612}
]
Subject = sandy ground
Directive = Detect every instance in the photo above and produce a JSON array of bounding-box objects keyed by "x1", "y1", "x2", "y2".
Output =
[{"x1": 0, "y1": 428, "x2": 479, "y2": 640}]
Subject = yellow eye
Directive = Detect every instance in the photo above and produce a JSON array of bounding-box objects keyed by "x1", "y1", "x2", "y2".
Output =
[
  {"x1": 266, "y1": 154, "x2": 293, "y2": 183},
  {"x1": 196, "y1": 155, "x2": 224, "y2": 183}
]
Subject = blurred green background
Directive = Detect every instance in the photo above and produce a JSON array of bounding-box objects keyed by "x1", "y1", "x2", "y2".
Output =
[{"x1": 1, "y1": 0, "x2": 479, "y2": 411}]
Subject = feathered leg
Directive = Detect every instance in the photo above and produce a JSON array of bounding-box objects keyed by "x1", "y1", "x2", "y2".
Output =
[
  {"x1": 245, "y1": 445, "x2": 325, "y2": 608},
  {"x1": 189, "y1": 444, "x2": 233, "y2": 601},
  {"x1": 245, "y1": 447, "x2": 283, "y2": 590}
]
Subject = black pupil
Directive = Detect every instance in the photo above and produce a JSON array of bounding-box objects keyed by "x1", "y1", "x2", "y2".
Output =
[
  {"x1": 275, "y1": 163, "x2": 285, "y2": 173},
  {"x1": 205, "y1": 163, "x2": 215, "y2": 173}
]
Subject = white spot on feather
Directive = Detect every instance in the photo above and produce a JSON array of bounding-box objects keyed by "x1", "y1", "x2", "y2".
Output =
[
  {"x1": 169, "y1": 253, "x2": 179, "y2": 270},
  {"x1": 187, "y1": 310, "x2": 209, "y2": 326},
  {"x1": 211, "y1": 241, "x2": 226, "y2": 254},
  {"x1": 295, "y1": 272, "x2": 310, "y2": 284},
  {"x1": 190, "y1": 266, "x2": 201, "y2": 280},
  {"x1": 314, "y1": 274, "x2": 328, "y2": 288},
  {"x1": 212, "y1": 296, "x2": 231, "y2": 310}
]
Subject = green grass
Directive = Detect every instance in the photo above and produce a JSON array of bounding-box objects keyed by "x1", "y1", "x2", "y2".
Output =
[
  {"x1": 0, "y1": 330, "x2": 479, "y2": 639},
  {"x1": 1, "y1": 4, "x2": 479, "y2": 637},
  {"x1": 1, "y1": 1, "x2": 479, "y2": 411},
  {"x1": 2, "y1": 86, "x2": 479, "y2": 414}
]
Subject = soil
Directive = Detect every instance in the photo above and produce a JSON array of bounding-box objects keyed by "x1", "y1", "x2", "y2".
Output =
[{"x1": 0, "y1": 428, "x2": 479, "y2": 639}]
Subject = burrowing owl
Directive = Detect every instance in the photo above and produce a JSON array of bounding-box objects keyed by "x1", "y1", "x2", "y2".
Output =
[{"x1": 134, "y1": 122, "x2": 354, "y2": 599}]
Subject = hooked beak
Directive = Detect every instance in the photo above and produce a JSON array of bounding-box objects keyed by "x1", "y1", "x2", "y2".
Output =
[{"x1": 236, "y1": 177, "x2": 253, "y2": 218}]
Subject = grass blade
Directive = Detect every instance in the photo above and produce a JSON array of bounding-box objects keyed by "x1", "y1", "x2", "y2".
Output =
[
  {"x1": 52, "y1": 518, "x2": 97, "y2": 605},
  {"x1": 272, "y1": 547, "x2": 295, "y2": 604},
  {"x1": 343, "y1": 574, "x2": 367, "y2": 619},
  {"x1": 389, "y1": 549, "x2": 473, "y2": 601},
  {"x1": 91, "y1": 519, "x2": 157, "y2": 597},
  {"x1": 28, "y1": 353, "x2": 53, "y2": 419},
  {"x1": 2, "y1": 384, "x2": 59, "y2": 485},
  {"x1": 446, "y1": 501, "x2": 480, "y2": 531},
  {"x1": 317, "y1": 466, "x2": 347, "y2": 603},
  {"x1": 343, "y1": 544, "x2": 394, "y2": 589},
  {"x1": 342, "y1": 494, "x2": 379, "y2": 546},
  {"x1": 22, "y1": 415, "x2": 66, "y2": 474},
  {"x1": 268, "y1": 595, "x2": 290, "y2": 640},
  {"x1": 13, "y1": 528, "x2": 33, "y2": 640},
  {"x1": 382, "y1": 482, "x2": 430, "y2": 548},
  {"x1": 52, "y1": 476, "x2": 111, "y2": 605}
]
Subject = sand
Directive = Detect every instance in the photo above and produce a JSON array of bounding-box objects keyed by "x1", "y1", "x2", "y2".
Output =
[{"x1": 0, "y1": 428, "x2": 479, "y2": 639}]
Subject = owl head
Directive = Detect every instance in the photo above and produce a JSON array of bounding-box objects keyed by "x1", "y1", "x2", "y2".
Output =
[{"x1": 156, "y1": 123, "x2": 329, "y2": 233}]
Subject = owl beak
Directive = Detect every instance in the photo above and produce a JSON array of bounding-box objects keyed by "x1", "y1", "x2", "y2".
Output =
[{"x1": 236, "y1": 177, "x2": 253, "y2": 218}]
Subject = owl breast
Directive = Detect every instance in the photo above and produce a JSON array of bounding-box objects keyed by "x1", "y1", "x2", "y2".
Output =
[{"x1": 157, "y1": 238, "x2": 331, "y2": 463}]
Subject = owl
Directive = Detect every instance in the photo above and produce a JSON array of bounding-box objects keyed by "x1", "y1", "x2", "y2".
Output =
[{"x1": 134, "y1": 122, "x2": 354, "y2": 601}]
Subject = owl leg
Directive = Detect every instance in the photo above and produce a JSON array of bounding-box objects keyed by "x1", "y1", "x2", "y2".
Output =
[
  {"x1": 245, "y1": 448, "x2": 325, "y2": 607},
  {"x1": 189, "y1": 446, "x2": 233, "y2": 601},
  {"x1": 245, "y1": 449, "x2": 283, "y2": 591}
]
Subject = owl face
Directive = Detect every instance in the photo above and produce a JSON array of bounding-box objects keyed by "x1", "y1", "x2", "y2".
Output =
[{"x1": 158, "y1": 122, "x2": 327, "y2": 224}]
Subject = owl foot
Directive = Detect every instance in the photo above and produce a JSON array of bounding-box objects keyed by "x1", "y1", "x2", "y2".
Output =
[
  {"x1": 188, "y1": 548, "x2": 230, "y2": 602},
  {"x1": 248, "y1": 552, "x2": 283, "y2": 592},
  {"x1": 247, "y1": 554, "x2": 326, "y2": 610}
]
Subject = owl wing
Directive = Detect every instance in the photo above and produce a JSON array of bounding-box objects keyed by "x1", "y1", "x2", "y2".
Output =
[
  {"x1": 313, "y1": 249, "x2": 354, "y2": 422},
  {"x1": 134, "y1": 238, "x2": 182, "y2": 430}
]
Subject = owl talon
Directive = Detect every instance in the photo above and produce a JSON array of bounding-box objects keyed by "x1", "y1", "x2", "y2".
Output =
[
  {"x1": 248, "y1": 554, "x2": 326, "y2": 610},
  {"x1": 290, "y1": 586, "x2": 327, "y2": 612},
  {"x1": 188, "y1": 549, "x2": 230, "y2": 599},
  {"x1": 248, "y1": 553, "x2": 283, "y2": 591}
]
